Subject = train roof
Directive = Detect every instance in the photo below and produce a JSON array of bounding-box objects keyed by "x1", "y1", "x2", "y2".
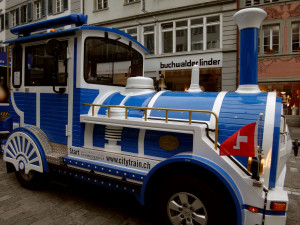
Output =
[{"x1": 4, "y1": 14, "x2": 150, "y2": 54}]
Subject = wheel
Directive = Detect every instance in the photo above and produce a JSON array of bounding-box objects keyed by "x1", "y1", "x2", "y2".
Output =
[
  {"x1": 15, "y1": 170, "x2": 44, "y2": 190},
  {"x1": 155, "y1": 175, "x2": 235, "y2": 225}
]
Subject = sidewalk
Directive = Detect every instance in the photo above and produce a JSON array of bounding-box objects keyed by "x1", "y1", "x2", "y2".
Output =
[{"x1": 286, "y1": 115, "x2": 300, "y2": 141}]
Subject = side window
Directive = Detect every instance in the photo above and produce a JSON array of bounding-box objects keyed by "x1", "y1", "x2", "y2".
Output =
[
  {"x1": 12, "y1": 45, "x2": 23, "y2": 88},
  {"x1": 25, "y1": 41, "x2": 67, "y2": 86},
  {"x1": 84, "y1": 37, "x2": 143, "y2": 86}
]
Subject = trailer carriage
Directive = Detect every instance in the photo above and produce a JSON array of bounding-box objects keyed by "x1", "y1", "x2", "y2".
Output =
[{"x1": 1, "y1": 8, "x2": 292, "y2": 225}]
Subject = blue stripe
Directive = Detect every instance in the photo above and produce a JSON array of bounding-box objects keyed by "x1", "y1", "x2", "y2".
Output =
[
  {"x1": 151, "y1": 92, "x2": 218, "y2": 121},
  {"x1": 98, "y1": 92, "x2": 125, "y2": 115},
  {"x1": 124, "y1": 92, "x2": 155, "y2": 118},
  {"x1": 121, "y1": 128, "x2": 140, "y2": 153},
  {"x1": 269, "y1": 97, "x2": 282, "y2": 188}
]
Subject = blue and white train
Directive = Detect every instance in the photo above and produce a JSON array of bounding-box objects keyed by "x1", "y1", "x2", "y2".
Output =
[{"x1": 0, "y1": 8, "x2": 292, "y2": 225}]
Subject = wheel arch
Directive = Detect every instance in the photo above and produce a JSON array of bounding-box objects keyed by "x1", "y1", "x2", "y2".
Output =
[
  {"x1": 141, "y1": 155, "x2": 243, "y2": 225},
  {"x1": 4, "y1": 126, "x2": 49, "y2": 173}
]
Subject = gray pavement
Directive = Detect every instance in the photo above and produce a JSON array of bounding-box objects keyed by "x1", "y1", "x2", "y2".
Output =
[{"x1": 0, "y1": 116, "x2": 299, "y2": 225}]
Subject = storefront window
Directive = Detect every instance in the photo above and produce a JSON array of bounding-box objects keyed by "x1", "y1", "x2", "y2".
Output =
[
  {"x1": 161, "y1": 68, "x2": 221, "y2": 92},
  {"x1": 259, "y1": 82, "x2": 300, "y2": 115}
]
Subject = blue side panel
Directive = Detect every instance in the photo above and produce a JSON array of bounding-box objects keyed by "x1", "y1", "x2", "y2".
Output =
[
  {"x1": 40, "y1": 93, "x2": 68, "y2": 144},
  {"x1": 24, "y1": 93, "x2": 36, "y2": 125},
  {"x1": 10, "y1": 93, "x2": 25, "y2": 124},
  {"x1": 124, "y1": 92, "x2": 155, "y2": 118},
  {"x1": 218, "y1": 92, "x2": 267, "y2": 166},
  {"x1": 73, "y1": 88, "x2": 99, "y2": 147},
  {"x1": 150, "y1": 92, "x2": 218, "y2": 121},
  {"x1": 98, "y1": 92, "x2": 125, "y2": 115},
  {"x1": 93, "y1": 124, "x2": 106, "y2": 148},
  {"x1": 269, "y1": 97, "x2": 282, "y2": 188},
  {"x1": 121, "y1": 128, "x2": 139, "y2": 153},
  {"x1": 144, "y1": 130, "x2": 193, "y2": 158}
]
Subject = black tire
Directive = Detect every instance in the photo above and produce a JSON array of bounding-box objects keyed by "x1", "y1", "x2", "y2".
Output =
[
  {"x1": 15, "y1": 170, "x2": 45, "y2": 190},
  {"x1": 155, "y1": 175, "x2": 235, "y2": 225}
]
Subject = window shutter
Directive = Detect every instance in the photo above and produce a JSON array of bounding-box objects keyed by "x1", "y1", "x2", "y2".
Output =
[
  {"x1": 5, "y1": 12, "x2": 9, "y2": 29},
  {"x1": 64, "y1": 0, "x2": 68, "y2": 11},
  {"x1": 27, "y1": 2, "x2": 33, "y2": 21},
  {"x1": 48, "y1": 0, "x2": 53, "y2": 14},
  {"x1": 42, "y1": 0, "x2": 46, "y2": 17},
  {"x1": 16, "y1": 9, "x2": 19, "y2": 26}
]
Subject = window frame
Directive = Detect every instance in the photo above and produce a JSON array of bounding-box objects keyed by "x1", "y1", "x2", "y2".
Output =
[
  {"x1": 95, "y1": 0, "x2": 108, "y2": 11},
  {"x1": 159, "y1": 14, "x2": 221, "y2": 55},
  {"x1": 36, "y1": 1, "x2": 42, "y2": 19},
  {"x1": 259, "y1": 20, "x2": 284, "y2": 55},
  {"x1": 244, "y1": 0, "x2": 280, "y2": 7},
  {"x1": 288, "y1": 19, "x2": 300, "y2": 53},
  {"x1": 83, "y1": 36, "x2": 144, "y2": 87},
  {"x1": 142, "y1": 24, "x2": 156, "y2": 54}
]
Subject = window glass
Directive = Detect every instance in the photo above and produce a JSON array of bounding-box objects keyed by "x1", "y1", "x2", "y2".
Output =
[
  {"x1": 143, "y1": 25, "x2": 155, "y2": 54},
  {"x1": 127, "y1": 28, "x2": 137, "y2": 40},
  {"x1": 176, "y1": 29, "x2": 187, "y2": 52},
  {"x1": 191, "y1": 27, "x2": 203, "y2": 50},
  {"x1": 25, "y1": 41, "x2": 68, "y2": 86},
  {"x1": 84, "y1": 37, "x2": 143, "y2": 86},
  {"x1": 191, "y1": 18, "x2": 203, "y2": 26},
  {"x1": 292, "y1": 22, "x2": 300, "y2": 52},
  {"x1": 162, "y1": 31, "x2": 173, "y2": 53},
  {"x1": 263, "y1": 24, "x2": 279, "y2": 54},
  {"x1": 144, "y1": 33, "x2": 154, "y2": 54},
  {"x1": 207, "y1": 24, "x2": 220, "y2": 49}
]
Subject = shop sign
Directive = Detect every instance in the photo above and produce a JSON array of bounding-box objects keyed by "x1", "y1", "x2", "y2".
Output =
[{"x1": 145, "y1": 53, "x2": 222, "y2": 71}]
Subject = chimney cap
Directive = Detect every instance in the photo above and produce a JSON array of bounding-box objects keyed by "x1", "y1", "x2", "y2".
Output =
[{"x1": 233, "y1": 8, "x2": 267, "y2": 30}]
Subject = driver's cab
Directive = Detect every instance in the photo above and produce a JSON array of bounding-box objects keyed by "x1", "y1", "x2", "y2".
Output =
[{"x1": 6, "y1": 14, "x2": 150, "y2": 149}]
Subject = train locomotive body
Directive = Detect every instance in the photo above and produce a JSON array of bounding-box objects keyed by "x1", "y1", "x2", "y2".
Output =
[{"x1": 1, "y1": 8, "x2": 292, "y2": 225}]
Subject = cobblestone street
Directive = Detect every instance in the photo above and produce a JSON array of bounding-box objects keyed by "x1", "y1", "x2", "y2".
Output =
[{"x1": 0, "y1": 157, "x2": 155, "y2": 225}]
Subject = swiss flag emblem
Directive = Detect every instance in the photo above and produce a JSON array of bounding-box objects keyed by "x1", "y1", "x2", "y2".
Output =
[{"x1": 220, "y1": 122, "x2": 258, "y2": 157}]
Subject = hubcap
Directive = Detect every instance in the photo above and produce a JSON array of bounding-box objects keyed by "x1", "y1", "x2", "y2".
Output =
[{"x1": 167, "y1": 192, "x2": 208, "y2": 225}]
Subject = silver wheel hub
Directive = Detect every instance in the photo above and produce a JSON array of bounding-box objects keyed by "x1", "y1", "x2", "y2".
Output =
[{"x1": 167, "y1": 192, "x2": 207, "y2": 225}]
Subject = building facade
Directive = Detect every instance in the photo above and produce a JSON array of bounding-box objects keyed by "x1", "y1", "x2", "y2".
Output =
[
  {"x1": 87, "y1": 0, "x2": 238, "y2": 92},
  {"x1": 241, "y1": 0, "x2": 300, "y2": 116}
]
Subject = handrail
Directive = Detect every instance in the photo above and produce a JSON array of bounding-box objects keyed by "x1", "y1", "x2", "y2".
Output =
[
  {"x1": 280, "y1": 115, "x2": 286, "y2": 134},
  {"x1": 83, "y1": 103, "x2": 219, "y2": 150}
]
